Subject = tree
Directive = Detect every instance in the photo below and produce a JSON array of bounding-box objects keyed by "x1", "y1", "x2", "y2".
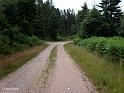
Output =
[
  {"x1": 60, "y1": 9, "x2": 76, "y2": 36},
  {"x1": 76, "y1": 2, "x2": 89, "y2": 37},
  {"x1": 77, "y1": 2, "x2": 89, "y2": 24},
  {"x1": 79, "y1": 7, "x2": 101, "y2": 38},
  {"x1": 98, "y1": 0, "x2": 122, "y2": 36},
  {"x1": 3, "y1": 0, "x2": 37, "y2": 36}
]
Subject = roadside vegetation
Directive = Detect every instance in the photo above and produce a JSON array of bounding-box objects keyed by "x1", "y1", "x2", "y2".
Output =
[
  {"x1": 73, "y1": 37, "x2": 124, "y2": 65},
  {"x1": 65, "y1": 43, "x2": 124, "y2": 93},
  {"x1": 0, "y1": 34, "x2": 43, "y2": 55},
  {"x1": 0, "y1": 44, "x2": 48, "y2": 78}
]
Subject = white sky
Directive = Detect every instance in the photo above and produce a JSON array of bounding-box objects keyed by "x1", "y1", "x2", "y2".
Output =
[{"x1": 43, "y1": 0, "x2": 124, "y2": 13}]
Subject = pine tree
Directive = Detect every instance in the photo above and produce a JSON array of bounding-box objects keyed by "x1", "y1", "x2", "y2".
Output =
[
  {"x1": 79, "y1": 6, "x2": 101, "y2": 38},
  {"x1": 98, "y1": 0, "x2": 122, "y2": 36},
  {"x1": 77, "y1": 2, "x2": 89, "y2": 23}
]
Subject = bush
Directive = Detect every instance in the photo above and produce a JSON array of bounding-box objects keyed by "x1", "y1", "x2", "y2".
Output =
[
  {"x1": 0, "y1": 34, "x2": 43, "y2": 55},
  {"x1": 0, "y1": 26, "x2": 43, "y2": 55},
  {"x1": 73, "y1": 37, "x2": 82, "y2": 44},
  {"x1": 73, "y1": 36, "x2": 124, "y2": 64},
  {"x1": 0, "y1": 35, "x2": 11, "y2": 55},
  {"x1": 23, "y1": 36, "x2": 43, "y2": 47},
  {"x1": 11, "y1": 42, "x2": 29, "y2": 53}
]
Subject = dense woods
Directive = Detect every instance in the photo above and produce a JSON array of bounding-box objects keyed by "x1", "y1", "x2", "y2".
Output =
[{"x1": 0, "y1": 0, "x2": 76, "y2": 55}]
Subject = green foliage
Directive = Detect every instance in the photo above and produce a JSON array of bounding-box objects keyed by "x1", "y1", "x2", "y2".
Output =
[
  {"x1": 24, "y1": 36, "x2": 43, "y2": 46},
  {"x1": 74, "y1": 37, "x2": 124, "y2": 63},
  {"x1": 0, "y1": 35, "x2": 11, "y2": 55},
  {"x1": 0, "y1": 12, "x2": 9, "y2": 34},
  {"x1": 98, "y1": 0, "x2": 122, "y2": 36},
  {"x1": 99, "y1": 0, "x2": 122, "y2": 21},
  {"x1": 4, "y1": 26, "x2": 22, "y2": 42},
  {"x1": 58, "y1": 9, "x2": 76, "y2": 36},
  {"x1": 79, "y1": 7, "x2": 102, "y2": 37},
  {"x1": 0, "y1": 33, "x2": 43, "y2": 55},
  {"x1": 73, "y1": 37, "x2": 82, "y2": 44}
]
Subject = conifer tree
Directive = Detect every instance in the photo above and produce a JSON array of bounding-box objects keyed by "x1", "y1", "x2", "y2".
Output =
[
  {"x1": 77, "y1": 2, "x2": 89, "y2": 23},
  {"x1": 98, "y1": 0, "x2": 122, "y2": 36}
]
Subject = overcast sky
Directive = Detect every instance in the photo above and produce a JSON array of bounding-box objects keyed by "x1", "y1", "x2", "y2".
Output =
[{"x1": 43, "y1": 0, "x2": 124, "y2": 13}]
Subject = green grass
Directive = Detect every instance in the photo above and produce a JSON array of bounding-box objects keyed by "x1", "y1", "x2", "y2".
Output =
[
  {"x1": 0, "y1": 44, "x2": 48, "y2": 79},
  {"x1": 49, "y1": 46, "x2": 57, "y2": 60},
  {"x1": 37, "y1": 46, "x2": 57, "y2": 87},
  {"x1": 64, "y1": 43, "x2": 124, "y2": 93},
  {"x1": 47, "y1": 46, "x2": 57, "y2": 71}
]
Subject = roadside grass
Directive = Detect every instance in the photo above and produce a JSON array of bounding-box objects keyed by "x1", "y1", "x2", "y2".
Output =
[
  {"x1": 49, "y1": 46, "x2": 57, "y2": 65},
  {"x1": 0, "y1": 44, "x2": 48, "y2": 79},
  {"x1": 38, "y1": 46, "x2": 57, "y2": 87},
  {"x1": 64, "y1": 43, "x2": 124, "y2": 93}
]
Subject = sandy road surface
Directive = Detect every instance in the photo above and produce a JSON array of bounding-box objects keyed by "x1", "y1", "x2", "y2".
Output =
[
  {"x1": 0, "y1": 42, "x2": 97, "y2": 93},
  {"x1": 44, "y1": 42, "x2": 98, "y2": 93},
  {"x1": 0, "y1": 42, "x2": 59, "y2": 93}
]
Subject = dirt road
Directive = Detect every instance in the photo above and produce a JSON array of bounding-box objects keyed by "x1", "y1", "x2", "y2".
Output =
[
  {"x1": 0, "y1": 42, "x2": 97, "y2": 93},
  {"x1": 44, "y1": 42, "x2": 97, "y2": 93}
]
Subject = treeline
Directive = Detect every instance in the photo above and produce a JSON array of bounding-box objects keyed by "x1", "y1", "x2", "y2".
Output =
[
  {"x1": 0, "y1": 0, "x2": 76, "y2": 39},
  {"x1": 76, "y1": 0, "x2": 123, "y2": 38},
  {"x1": 0, "y1": 0, "x2": 76, "y2": 55}
]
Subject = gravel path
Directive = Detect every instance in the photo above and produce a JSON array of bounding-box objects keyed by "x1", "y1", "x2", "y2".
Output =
[
  {"x1": 44, "y1": 42, "x2": 98, "y2": 93},
  {"x1": 0, "y1": 42, "x2": 59, "y2": 93},
  {"x1": 0, "y1": 42, "x2": 98, "y2": 93}
]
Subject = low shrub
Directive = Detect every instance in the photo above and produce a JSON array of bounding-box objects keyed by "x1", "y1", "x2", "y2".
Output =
[
  {"x1": 73, "y1": 36, "x2": 124, "y2": 64},
  {"x1": 0, "y1": 34, "x2": 43, "y2": 55},
  {"x1": 73, "y1": 37, "x2": 82, "y2": 44},
  {"x1": 23, "y1": 36, "x2": 43, "y2": 47}
]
